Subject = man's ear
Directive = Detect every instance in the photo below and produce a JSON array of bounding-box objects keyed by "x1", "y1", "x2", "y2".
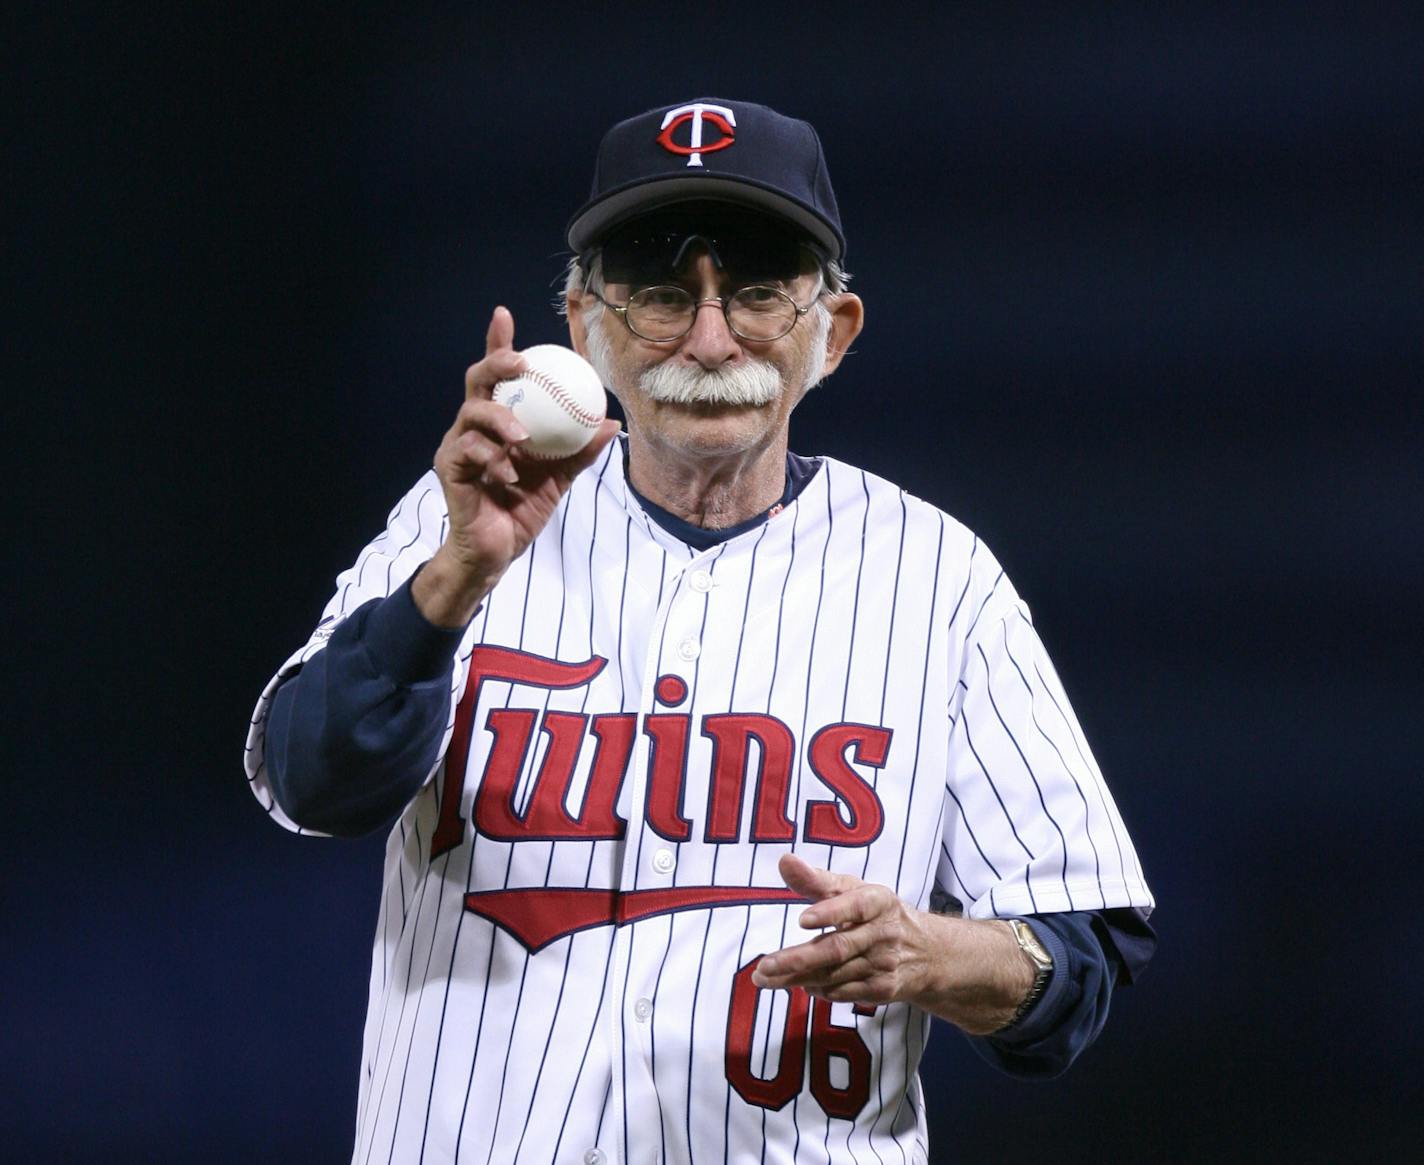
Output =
[
  {"x1": 566, "y1": 292, "x2": 590, "y2": 359},
  {"x1": 819, "y1": 293, "x2": 864, "y2": 378}
]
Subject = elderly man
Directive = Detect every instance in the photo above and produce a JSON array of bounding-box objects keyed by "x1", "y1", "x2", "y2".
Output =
[{"x1": 247, "y1": 98, "x2": 1155, "y2": 1163}]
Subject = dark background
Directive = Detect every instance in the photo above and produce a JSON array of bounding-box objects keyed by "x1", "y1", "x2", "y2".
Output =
[{"x1": 8, "y1": 3, "x2": 1422, "y2": 1160}]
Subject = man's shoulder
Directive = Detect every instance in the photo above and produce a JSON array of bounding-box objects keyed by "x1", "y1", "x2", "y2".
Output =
[
  {"x1": 812, "y1": 455, "x2": 1025, "y2": 638},
  {"x1": 812, "y1": 454, "x2": 980, "y2": 547}
]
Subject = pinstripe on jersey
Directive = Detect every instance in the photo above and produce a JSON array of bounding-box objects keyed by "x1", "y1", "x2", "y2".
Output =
[{"x1": 245, "y1": 441, "x2": 1153, "y2": 1164}]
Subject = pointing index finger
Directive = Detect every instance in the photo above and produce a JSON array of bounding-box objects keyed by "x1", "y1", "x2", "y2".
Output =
[
  {"x1": 486, "y1": 305, "x2": 515, "y2": 357},
  {"x1": 466, "y1": 307, "x2": 526, "y2": 402}
]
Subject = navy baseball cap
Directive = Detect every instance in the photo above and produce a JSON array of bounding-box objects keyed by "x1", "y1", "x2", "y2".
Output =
[{"x1": 567, "y1": 98, "x2": 845, "y2": 262}]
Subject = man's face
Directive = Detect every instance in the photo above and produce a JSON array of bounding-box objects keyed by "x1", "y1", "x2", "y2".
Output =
[{"x1": 568, "y1": 213, "x2": 860, "y2": 462}]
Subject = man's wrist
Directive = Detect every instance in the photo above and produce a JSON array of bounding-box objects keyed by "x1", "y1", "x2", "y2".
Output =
[
  {"x1": 997, "y1": 919, "x2": 1055, "y2": 1032},
  {"x1": 912, "y1": 912, "x2": 1039, "y2": 1035},
  {"x1": 411, "y1": 546, "x2": 501, "y2": 629}
]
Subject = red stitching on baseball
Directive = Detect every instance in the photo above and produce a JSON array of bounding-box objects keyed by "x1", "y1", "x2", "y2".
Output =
[{"x1": 523, "y1": 366, "x2": 603, "y2": 427}]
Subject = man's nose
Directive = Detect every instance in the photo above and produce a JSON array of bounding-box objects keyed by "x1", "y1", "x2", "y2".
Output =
[
  {"x1": 679, "y1": 294, "x2": 742, "y2": 368},
  {"x1": 677, "y1": 252, "x2": 741, "y2": 368}
]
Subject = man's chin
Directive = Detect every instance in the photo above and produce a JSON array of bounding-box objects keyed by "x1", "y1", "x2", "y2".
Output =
[{"x1": 638, "y1": 397, "x2": 785, "y2": 456}]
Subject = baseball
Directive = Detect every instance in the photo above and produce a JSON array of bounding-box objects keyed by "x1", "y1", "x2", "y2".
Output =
[{"x1": 493, "y1": 344, "x2": 607, "y2": 460}]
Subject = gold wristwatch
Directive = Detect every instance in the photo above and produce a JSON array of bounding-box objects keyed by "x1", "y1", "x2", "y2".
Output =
[{"x1": 1004, "y1": 919, "x2": 1054, "y2": 1029}]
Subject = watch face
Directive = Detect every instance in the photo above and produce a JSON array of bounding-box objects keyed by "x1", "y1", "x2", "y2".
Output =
[{"x1": 1013, "y1": 921, "x2": 1053, "y2": 970}]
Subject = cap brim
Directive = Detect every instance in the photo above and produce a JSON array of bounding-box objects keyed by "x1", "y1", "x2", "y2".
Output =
[{"x1": 567, "y1": 174, "x2": 843, "y2": 261}]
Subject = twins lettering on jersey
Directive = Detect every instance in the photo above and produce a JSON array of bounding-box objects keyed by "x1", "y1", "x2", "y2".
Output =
[{"x1": 429, "y1": 645, "x2": 893, "y2": 952}]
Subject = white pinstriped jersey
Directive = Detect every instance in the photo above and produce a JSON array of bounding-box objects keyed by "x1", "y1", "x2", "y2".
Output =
[{"x1": 245, "y1": 441, "x2": 1154, "y2": 1164}]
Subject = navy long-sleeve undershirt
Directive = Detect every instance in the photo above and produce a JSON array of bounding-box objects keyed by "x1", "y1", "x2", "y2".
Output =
[{"x1": 266, "y1": 578, "x2": 464, "y2": 837}]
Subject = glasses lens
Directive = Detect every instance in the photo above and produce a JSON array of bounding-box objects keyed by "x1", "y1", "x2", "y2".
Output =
[
  {"x1": 728, "y1": 286, "x2": 797, "y2": 340},
  {"x1": 626, "y1": 286, "x2": 694, "y2": 340}
]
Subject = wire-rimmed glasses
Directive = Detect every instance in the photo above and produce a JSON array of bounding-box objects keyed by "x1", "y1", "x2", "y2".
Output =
[{"x1": 583, "y1": 283, "x2": 821, "y2": 343}]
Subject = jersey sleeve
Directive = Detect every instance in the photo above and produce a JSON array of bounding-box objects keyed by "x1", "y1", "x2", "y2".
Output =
[
  {"x1": 243, "y1": 472, "x2": 469, "y2": 834},
  {"x1": 936, "y1": 544, "x2": 1155, "y2": 920}
]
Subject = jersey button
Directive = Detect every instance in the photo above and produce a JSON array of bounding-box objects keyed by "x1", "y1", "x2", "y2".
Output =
[
  {"x1": 689, "y1": 569, "x2": 713, "y2": 593},
  {"x1": 652, "y1": 848, "x2": 676, "y2": 874},
  {"x1": 634, "y1": 997, "x2": 653, "y2": 1022},
  {"x1": 677, "y1": 636, "x2": 701, "y2": 661},
  {"x1": 583, "y1": 1151, "x2": 605, "y2": 1165}
]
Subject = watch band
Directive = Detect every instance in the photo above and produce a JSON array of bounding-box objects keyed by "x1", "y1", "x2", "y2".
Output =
[{"x1": 1003, "y1": 918, "x2": 1054, "y2": 1029}]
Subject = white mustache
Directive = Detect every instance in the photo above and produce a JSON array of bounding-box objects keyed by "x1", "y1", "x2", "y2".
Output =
[{"x1": 638, "y1": 360, "x2": 782, "y2": 406}]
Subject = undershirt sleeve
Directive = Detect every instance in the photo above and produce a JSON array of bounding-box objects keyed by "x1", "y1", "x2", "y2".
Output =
[
  {"x1": 264, "y1": 570, "x2": 467, "y2": 837},
  {"x1": 966, "y1": 907, "x2": 1155, "y2": 1079}
]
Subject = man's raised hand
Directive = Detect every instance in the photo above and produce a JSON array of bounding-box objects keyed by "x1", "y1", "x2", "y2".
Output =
[{"x1": 413, "y1": 307, "x2": 619, "y2": 628}]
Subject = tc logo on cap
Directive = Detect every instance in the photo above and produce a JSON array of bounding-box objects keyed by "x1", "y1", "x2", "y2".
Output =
[{"x1": 656, "y1": 102, "x2": 736, "y2": 168}]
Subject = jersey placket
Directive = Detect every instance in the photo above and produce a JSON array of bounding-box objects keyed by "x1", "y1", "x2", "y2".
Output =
[{"x1": 603, "y1": 548, "x2": 704, "y2": 1165}]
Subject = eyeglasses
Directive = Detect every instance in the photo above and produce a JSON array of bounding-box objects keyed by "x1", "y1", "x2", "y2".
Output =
[{"x1": 583, "y1": 283, "x2": 822, "y2": 343}]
